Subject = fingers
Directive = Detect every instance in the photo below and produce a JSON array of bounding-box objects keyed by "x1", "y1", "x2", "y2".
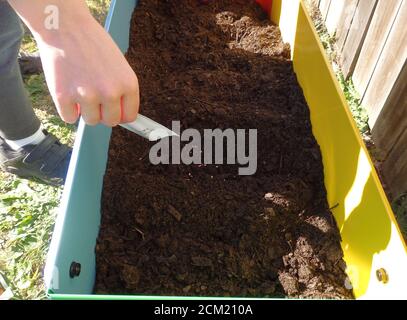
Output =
[
  {"x1": 80, "y1": 102, "x2": 101, "y2": 126},
  {"x1": 70, "y1": 76, "x2": 139, "y2": 127},
  {"x1": 76, "y1": 93, "x2": 126, "y2": 127},
  {"x1": 121, "y1": 89, "x2": 140, "y2": 123},
  {"x1": 76, "y1": 91, "x2": 101, "y2": 126},
  {"x1": 54, "y1": 94, "x2": 80, "y2": 124},
  {"x1": 100, "y1": 95, "x2": 121, "y2": 127}
]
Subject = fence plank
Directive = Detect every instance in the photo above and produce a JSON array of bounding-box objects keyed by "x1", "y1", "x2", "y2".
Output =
[
  {"x1": 353, "y1": 0, "x2": 403, "y2": 99},
  {"x1": 382, "y1": 128, "x2": 407, "y2": 197},
  {"x1": 325, "y1": 0, "x2": 347, "y2": 35},
  {"x1": 335, "y1": 0, "x2": 360, "y2": 52},
  {"x1": 319, "y1": 0, "x2": 332, "y2": 20},
  {"x1": 340, "y1": 0, "x2": 378, "y2": 78},
  {"x1": 363, "y1": 0, "x2": 407, "y2": 128},
  {"x1": 372, "y1": 60, "x2": 407, "y2": 159}
]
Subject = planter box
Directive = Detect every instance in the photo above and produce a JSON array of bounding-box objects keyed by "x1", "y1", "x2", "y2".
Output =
[{"x1": 44, "y1": 0, "x2": 407, "y2": 300}]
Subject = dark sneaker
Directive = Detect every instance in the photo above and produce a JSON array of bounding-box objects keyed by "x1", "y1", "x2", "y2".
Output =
[
  {"x1": 0, "y1": 131, "x2": 72, "y2": 187},
  {"x1": 18, "y1": 51, "x2": 43, "y2": 75}
]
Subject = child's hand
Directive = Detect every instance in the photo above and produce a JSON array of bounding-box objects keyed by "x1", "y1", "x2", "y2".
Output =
[
  {"x1": 9, "y1": 0, "x2": 140, "y2": 127},
  {"x1": 37, "y1": 18, "x2": 140, "y2": 126}
]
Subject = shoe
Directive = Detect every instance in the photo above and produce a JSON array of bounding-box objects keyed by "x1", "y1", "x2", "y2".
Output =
[
  {"x1": 0, "y1": 131, "x2": 72, "y2": 187},
  {"x1": 18, "y1": 51, "x2": 43, "y2": 75}
]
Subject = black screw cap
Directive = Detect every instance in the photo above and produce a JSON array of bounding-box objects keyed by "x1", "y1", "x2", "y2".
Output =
[{"x1": 69, "y1": 262, "x2": 81, "y2": 278}]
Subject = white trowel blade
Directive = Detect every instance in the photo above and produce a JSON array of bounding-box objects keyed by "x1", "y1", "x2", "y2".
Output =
[{"x1": 120, "y1": 114, "x2": 178, "y2": 142}]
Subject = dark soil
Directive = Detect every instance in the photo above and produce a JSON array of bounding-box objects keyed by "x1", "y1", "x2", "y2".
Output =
[{"x1": 94, "y1": 0, "x2": 354, "y2": 299}]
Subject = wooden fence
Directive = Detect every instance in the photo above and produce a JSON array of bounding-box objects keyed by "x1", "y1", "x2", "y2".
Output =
[{"x1": 317, "y1": 0, "x2": 407, "y2": 197}]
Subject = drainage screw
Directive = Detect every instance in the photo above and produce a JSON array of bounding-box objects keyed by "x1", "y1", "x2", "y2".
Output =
[
  {"x1": 376, "y1": 268, "x2": 389, "y2": 284},
  {"x1": 69, "y1": 262, "x2": 81, "y2": 278}
]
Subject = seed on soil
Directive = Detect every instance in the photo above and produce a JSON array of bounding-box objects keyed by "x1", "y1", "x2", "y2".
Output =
[{"x1": 167, "y1": 205, "x2": 183, "y2": 222}]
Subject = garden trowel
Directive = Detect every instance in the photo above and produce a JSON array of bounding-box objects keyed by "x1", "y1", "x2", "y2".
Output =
[{"x1": 120, "y1": 114, "x2": 178, "y2": 142}]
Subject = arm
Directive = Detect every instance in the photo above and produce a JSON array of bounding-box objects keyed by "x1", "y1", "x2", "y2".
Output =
[{"x1": 8, "y1": 0, "x2": 139, "y2": 126}]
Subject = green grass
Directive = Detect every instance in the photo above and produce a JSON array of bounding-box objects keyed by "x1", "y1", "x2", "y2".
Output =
[
  {"x1": 21, "y1": 34, "x2": 37, "y2": 54},
  {"x1": 86, "y1": 0, "x2": 112, "y2": 24},
  {"x1": 0, "y1": 0, "x2": 111, "y2": 300},
  {"x1": 0, "y1": 178, "x2": 62, "y2": 299}
]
